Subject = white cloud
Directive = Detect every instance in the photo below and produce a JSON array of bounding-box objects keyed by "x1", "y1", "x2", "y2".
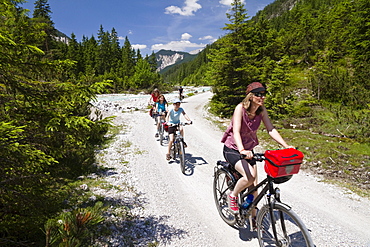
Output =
[
  {"x1": 199, "y1": 35, "x2": 214, "y2": 40},
  {"x1": 132, "y1": 44, "x2": 147, "y2": 50},
  {"x1": 199, "y1": 35, "x2": 218, "y2": 43},
  {"x1": 181, "y1": 33, "x2": 192, "y2": 40},
  {"x1": 151, "y1": 40, "x2": 205, "y2": 52},
  {"x1": 118, "y1": 36, "x2": 125, "y2": 40},
  {"x1": 165, "y1": 0, "x2": 202, "y2": 16},
  {"x1": 219, "y1": 0, "x2": 245, "y2": 6}
]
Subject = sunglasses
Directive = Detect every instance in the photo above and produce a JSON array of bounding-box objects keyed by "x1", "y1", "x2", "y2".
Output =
[{"x1": 253, "y1": 92, "x2": 267, "y2": 97}]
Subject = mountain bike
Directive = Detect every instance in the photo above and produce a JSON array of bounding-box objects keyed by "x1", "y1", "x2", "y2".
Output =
[
  {"x1": 213, "y1": 149, "x2": 314, "y2": 247},
  {"x1": 169, "y1": 122, "x2": 191, "y2": 174}
]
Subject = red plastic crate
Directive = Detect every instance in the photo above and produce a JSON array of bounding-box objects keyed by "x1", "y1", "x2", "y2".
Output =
[{"x1": 264, "y1": 148, "x2": 304, "y2": 178}]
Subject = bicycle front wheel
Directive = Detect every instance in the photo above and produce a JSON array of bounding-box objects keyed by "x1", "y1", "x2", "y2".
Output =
[
  {"x1": 178, "y1": 141, "x2": 185, "y2": 174},
  {"x1": 257, "y1": 202, "x2": 314, "y2": 247}
]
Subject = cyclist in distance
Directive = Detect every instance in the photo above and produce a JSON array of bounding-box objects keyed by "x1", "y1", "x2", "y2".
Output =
[
  {"x1": 154, "y1": 94, "x2": 168, "y2": 137},
  {"x1": 165, "y1": 98, "x2": 192, "y2": 160},
  {"x1": 148, "y1": 88, "x2": 160, "y2": 106},
  {"x1": 178, "y1": 86, "x2": 183, "y2": 100},
  {"x1": 221, "y1": 82, "x2": 294, "y2": 216}
]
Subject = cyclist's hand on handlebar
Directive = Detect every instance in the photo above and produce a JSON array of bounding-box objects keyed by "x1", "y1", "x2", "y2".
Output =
[{"x1": 240, "y1": 149, "x2": 253, "y2": 159}]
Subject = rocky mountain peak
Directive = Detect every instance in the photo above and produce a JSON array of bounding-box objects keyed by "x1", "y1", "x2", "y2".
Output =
[{"x1": 155, "y1": 49, "x2": 197, "y2": 72}]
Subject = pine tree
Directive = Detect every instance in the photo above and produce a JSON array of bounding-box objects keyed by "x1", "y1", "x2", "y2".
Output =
[
  {"x1": 119, "y1": 36, "x2": 136, "y2": 89},
  {"x1": 96, "y1": 25, "x2": 112, "y2": 74},
  {"x1": 351, "y1": 0, "x2": 370, "y2": 95},
  {"x1": 130, "y1": 59, "x2": 161, "y2": 89},
  {"x1": 206, "y1": 0, "x2": 257, "y2": 117},
  {"x1": 66, "y1": 32, "x2": 81, "y2": 76},
  {"x1": 147, "y1": 51, "x2": 158, "y2": 72},
  {"x1": 32, "y1": 0, "x2": 57, "y2": 54},
  {"x1": 81, "y1": 35, "x2": 98, "y2": 77},
  {"x1": 0, "y1": 1, "x2": 110, "y2": 242},
  {"x1": 110, "y1": 27, "x2": 121, "y2": 71}
]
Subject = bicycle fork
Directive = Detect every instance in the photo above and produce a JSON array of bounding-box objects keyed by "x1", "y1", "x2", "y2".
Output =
[{"x1": 267, "y1": 186, "x2": 288, "y2": 247}]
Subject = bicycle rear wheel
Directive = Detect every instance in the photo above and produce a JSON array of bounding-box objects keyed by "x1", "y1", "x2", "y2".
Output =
[
  {"x1": 178, "y1": 141, "x2": 185, "y2": 174},
  {"x1": 213, "y1": 169, "x2": 237, "y2": 226},
  {"x1": 257, "y1": 202, "x2": 314, "y2": 247}
]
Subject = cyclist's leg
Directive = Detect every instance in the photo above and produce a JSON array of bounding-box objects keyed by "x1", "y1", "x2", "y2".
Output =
[
  {"x1": 156, "y1": 115, "x2": 161, "y2": 134},
  {"x1": 247, "y1": 178, "x2": 258, "y2": 229},
  {"x1": 166, "y1": 134, "x2": 174, "y2": 160},
  {"x1": 252, "y1": 171, "x2": 258, "y2": 216},
  {"x1": 223, "y1": 146, "x2": 257, "y2": 197},
  {"x1": 167, "y1": 126, "x2": 176, "y2": 160},
  {"x1": 179, "y1": 125, "x2": 184, "y2": 137},
  {"x1": 233, "y1": 160, "x2": 257, "y2": 196}
]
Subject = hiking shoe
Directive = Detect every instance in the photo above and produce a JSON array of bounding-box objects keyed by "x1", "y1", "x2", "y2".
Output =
[
  {"x1": 155, "y1": 133, "x2": 159, "y2": 138},
  {"x1": 183, "y1": 141, "x2": 187, "y2": 148},
  {"x1": 228, "y1": 194, "x2": 239, "y2": 213}
]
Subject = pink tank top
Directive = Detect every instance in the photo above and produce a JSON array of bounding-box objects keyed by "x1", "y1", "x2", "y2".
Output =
[{"x1": 221, "y1": 106, "x2": 263, "y2": 151}]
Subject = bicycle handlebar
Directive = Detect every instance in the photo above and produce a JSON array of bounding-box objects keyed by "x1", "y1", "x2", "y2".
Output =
[
  {"x1": 240, "y1": 152, "x2": 265, "y2": 162},
  {"x1": 167, "y1": 121, "x2": 192, "y2": 127},
  {"x1": 240, "y1": 148, "x2": 298, "y2": 162}
]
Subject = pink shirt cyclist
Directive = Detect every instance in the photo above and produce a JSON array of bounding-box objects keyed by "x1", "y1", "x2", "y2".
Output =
[{"x1": 222, "y1": 82, "x2": 294, "y2": 218}]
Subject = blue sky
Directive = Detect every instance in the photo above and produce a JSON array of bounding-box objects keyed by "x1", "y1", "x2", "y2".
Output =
[{"x1": 22, "y1": 0, "x2": 275, "y2": 55}]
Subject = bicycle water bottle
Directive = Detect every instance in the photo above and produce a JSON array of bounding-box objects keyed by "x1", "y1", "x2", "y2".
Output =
[{"x1": 241, "y1": 194, "x2": 254, "y2": 210}]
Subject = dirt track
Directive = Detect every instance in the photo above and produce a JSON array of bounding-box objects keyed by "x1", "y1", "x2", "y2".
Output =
[{"x1": 96, "y1": 91, "x2": 370, "y2": 246}]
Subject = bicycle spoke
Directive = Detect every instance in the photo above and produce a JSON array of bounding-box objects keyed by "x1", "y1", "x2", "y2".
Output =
[{"x1": 257, "y1": 203, "x2": 313, "y2": 247}]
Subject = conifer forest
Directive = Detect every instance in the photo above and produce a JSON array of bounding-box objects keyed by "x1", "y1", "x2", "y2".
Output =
[{"x1": 0, "y1": 0, "x2": 369, "y2": 245}]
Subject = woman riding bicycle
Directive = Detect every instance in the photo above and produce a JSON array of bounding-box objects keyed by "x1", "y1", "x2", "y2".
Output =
[
  {"x1": 165, "y1": 98, "x2": 192, "y2": 161},
  {"x1": 221, "y1": 82, "x2": 294, "y2": 216},
  {"x1": 148, "y1": 88, "x2": 160, "y2": 105},
  {"x1": 148, "y1": 88, "x2": 160, "y2": 120},
  {"x1": 154, "y1": 94, "x2": 168, "y2": 137}
]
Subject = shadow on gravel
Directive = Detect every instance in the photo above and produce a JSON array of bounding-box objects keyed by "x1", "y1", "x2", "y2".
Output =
[
  {"x1": 99, "y1": 194, "x2": 189, "y2": 245},
  {"x1": 183, "y1": 153, "x2": 208, "y2": 176},
  {"x1": 239, "y1": 227, "x2": 258, "y2": 242},
  {"x1": 101, "y1": 210, "x2": 189, "y2": 246},
  {"x1": 94, "y1": 167, "x2": 119, "y2": 177},
  {"x1": 120, "y1": 215, "x2": 189, "y2": 246}
]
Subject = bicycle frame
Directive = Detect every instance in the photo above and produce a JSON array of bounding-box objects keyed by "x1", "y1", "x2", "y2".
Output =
[
  {"x1": 169, "y1": 123, "x2": 188, "y2": 174},
  {"x1": 215, "y1": 162, "x2": 298, "y2": 245},
  {"x1": 216, "y1": 164, "x2": 280, "y2": 217},
  {"x1": 170, "y1": 124, "x2": 181, "y2": 146},
  {"x1": 214, "y1": 154, "x2": 314, "y2": 247}
]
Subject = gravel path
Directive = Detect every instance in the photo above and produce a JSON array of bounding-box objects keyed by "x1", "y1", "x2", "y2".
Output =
[{"x1": 91, "y1": 90, "x2": 370, "y2": 247}]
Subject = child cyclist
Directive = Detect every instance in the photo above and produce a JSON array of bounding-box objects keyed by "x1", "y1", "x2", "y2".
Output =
[
  {"x1": 165, "y1": 99, "x2": 192, "y2": 160},
  {"x1": 154, "y1": 94, "x2": 168, "y2": 137},
  {"x1": 221, "y1": 82, "x2": 294, "y2": 222}
]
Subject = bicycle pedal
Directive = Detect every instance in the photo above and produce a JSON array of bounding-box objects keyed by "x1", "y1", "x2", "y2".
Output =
[{"x1": 226, "y1": 208, "x2": 240, "y2": 215}]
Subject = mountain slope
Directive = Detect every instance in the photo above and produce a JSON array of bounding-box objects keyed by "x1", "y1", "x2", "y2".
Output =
[{"x1": 155, "y1": 49, "x2": 197, "y2": 73}]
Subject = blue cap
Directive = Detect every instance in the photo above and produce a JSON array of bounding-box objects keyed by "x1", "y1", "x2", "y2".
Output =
[{"x1": 173, "y1": 98, "x2": 181, "y2": 104}]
